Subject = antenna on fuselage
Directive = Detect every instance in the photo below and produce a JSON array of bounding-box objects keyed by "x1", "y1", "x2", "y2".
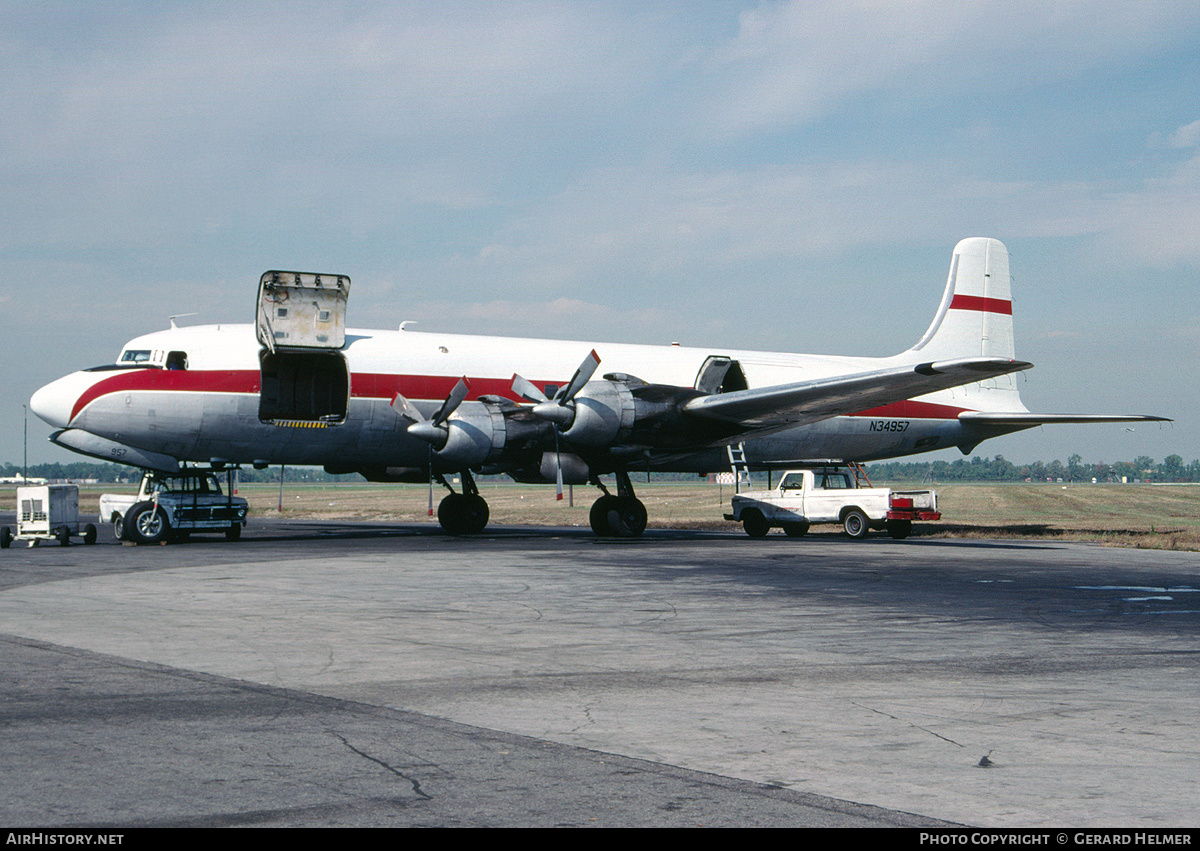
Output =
[{"x1": 169, "y1": 313, "x2": 198, "y2": 329}]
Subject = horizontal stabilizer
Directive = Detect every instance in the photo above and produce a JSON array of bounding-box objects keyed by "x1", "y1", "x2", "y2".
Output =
[
  {"x1": 683, "y1": 357, "x2": 1032, "y2": 429},
  {"x1": 958, "y1": 412, "x2": 1171, "y2": 425}
]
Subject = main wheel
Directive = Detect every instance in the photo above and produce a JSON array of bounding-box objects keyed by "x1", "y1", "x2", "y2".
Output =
[
  {"x1": 127, "y1": 502, "x2": 171, "y2": 545},
  {"x1": 461, "y1": 494, "x2": 489, "y2": 535},
  {"x1": 437, "y1": 493, "x2": 468, "y2": 535},
  {"x1": 606, "y1": 496, "x2": 647, "y2": 538},
  {"x1": 842, "y1": 509, "x2": 869, "y2": 539},
  {"x1": 741, "y1": 509, "x2": 770, "y2": 538},
  {"x1": 590, "y1": 495, "x2": 618, "y2": 537}
]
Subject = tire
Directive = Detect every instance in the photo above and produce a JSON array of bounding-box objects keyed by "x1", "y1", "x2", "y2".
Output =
[
  {"x1": 606, "y1": 496, "x2": 647, "y2": 538},
  {"x1": 1, "y1": 527, "x2": 11, "y2": 549},
  {"x1": 741, "y1": 509, "x2": 770, "y2": 538},
  {"x1": 590, "y1": 495, "x2": 618, "y2": 537},
  {"x1": 461, "y1": 494, "x2": 489, "y2": 535},
  {"x1": 112, "y1": 513, "x2": 127, "y2": 541},
  {"x1": 127, "y1": 502, "x2": 171, "y2": 545},
  {"x1": 225, "y1": 523, "x2": 242, "y2": 541},
  {"x1": 437, "y1": 492, "x2": 486, "y2": 536},
  {"x1": 83, "y1": 524, "x2": 97, "y2": 545},
  {"x1": 886, "y1": 519, "x2": 912, "y2": 540},
  {"x1": 57, "y1": 527, "x2": 71, "y2": 547},
  {"x1": 842, "y1": 509, "x2": 869, "y2": 539},
  {"x1": 782, "y1": 521, "x2": 809, "y2": 538}
]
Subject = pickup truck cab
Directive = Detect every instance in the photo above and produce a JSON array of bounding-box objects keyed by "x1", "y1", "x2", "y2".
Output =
[
  {"x1": 725, "y1": 465, "x2": 939, "y2": 539},
  {"x1": 101, "y1": 469, "x2": 249, "y2": 544}
]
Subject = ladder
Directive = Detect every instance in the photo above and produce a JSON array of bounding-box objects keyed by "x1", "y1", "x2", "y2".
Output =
[{"x1": 726, "y1": 442, "x2": 753, "y2": 493}]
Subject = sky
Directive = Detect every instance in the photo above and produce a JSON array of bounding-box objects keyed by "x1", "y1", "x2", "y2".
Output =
[{"x1": 2, "y1": 0, "x2": 1196, "y2": 469}]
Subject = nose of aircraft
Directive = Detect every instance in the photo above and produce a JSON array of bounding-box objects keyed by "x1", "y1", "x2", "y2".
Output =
[{"x1": 30, "y1": 373, "x2": 86, "y2": 429}]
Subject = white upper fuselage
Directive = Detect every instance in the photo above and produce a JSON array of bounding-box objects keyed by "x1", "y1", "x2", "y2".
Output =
[{"x1": 30, "y1": 319, "x2": 1015, "y2": 474}]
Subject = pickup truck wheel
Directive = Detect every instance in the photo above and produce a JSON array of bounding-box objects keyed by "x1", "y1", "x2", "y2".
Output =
[
  {"x1": 225, "y1": 524, "x2": 242, "y2": 541},
  {"x1": 112, "y1": 513, "x2": 127, "y2": 541},
  {"x1": 127, "y1": 502, "x2": 171, "y2": 545},
  {"x1": 886, "y1": 519, "x2": 912, "y2": 540},
  {"x1": 741, "y1": 509, "x2": 769, "y2": 538},
  {"x1": 842, "y1": 509, "x2": 869, "y2": 539},
  {"x1": 783, "y1": 522, "x2": 809, "y2": 538}
]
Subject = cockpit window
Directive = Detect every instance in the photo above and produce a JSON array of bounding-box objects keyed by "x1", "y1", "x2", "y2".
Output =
[
  {"x1": 166, "y1": 351, "x2": 188, "y2": 370},
  {"x1": 120, "y1": 350, "x2": 153, "y2": 363}
]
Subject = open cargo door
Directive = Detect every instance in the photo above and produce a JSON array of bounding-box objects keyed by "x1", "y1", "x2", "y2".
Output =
[{"x1": 256, "y1": 271, "x2": 352, "y2": 424}]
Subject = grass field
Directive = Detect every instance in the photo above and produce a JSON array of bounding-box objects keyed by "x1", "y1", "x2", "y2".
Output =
[{"x1": 16, "y1": 479, "x2": 1197, "y2": 550}]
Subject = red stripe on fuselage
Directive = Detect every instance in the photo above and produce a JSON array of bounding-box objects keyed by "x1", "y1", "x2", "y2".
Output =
[
  {"x1": 68, "y1": 369, "x2": 559, "y2": 423},
  {"x1": 68, "y1": 369, "x2": 973, "y2": 425},
  {"x1": 950, "y1": 294, "x2": 1012, "y2": 315}
]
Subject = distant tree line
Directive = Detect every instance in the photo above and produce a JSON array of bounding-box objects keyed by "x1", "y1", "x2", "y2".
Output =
[
  {"x1": 865, "y1": 454, "x2": 1200, "y2": 483},
  {"x1": 4, "y1": 454, "x2": 1199, "y2": 485}
]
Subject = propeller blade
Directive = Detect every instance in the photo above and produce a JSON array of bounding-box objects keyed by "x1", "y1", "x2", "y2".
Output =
[
  {"x1": 431, "y1": 377, "x2": 470, "y2": 427},
  {"x1": 390, "y1": 392, "x2": 425, "y2": 423},
  {"x1": 511, "y1": 373, "x2": 548, "y2": 403},
  {"x1": 559, "y1": 350, "x2": 600, "y2": 404}
]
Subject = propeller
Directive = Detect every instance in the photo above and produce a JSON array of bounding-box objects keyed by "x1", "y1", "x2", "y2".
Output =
[
  {"x1": 392, "y1": 377, "x2": 470, "y2": 515},
  {"x1": 512, "y1": 350, "x2": 600, "y2": 500}
]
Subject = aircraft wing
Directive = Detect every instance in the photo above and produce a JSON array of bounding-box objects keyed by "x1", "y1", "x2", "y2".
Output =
[
  {"x1": 681, "y1": 357, "x2": 1032, "y2": 429},
  {"x1": 957, "y1": 412, "x2": 1171, "y2": 425}
]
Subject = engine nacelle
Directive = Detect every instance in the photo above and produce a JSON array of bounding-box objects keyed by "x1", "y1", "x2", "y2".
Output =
[
  {"x1": 431, "y1": 401, "x2": 507, "y2": 468},
  {"x1": 560, "y1": 380, "x2": 637, "y2": 446}
]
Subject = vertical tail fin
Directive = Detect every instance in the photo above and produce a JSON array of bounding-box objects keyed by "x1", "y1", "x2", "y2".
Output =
[{"x1": 907, "y1": 237, "x2": 1014, "y2": 361}]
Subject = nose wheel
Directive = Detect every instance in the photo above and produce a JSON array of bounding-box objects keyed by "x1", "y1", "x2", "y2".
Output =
[{"x1": 588, "y1": 471, "x2": 647, "y2": 538}]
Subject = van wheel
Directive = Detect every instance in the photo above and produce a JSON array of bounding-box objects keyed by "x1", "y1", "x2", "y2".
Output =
[
  {"x1": 127, "y1": 502, "x2": 171, "y2": 545},
  {"x1": 742, "y1": 509, "x2": 769, "y2": 538},
  {"x1": 843, "y1": 509, "x2": 869, "y2": 539}
]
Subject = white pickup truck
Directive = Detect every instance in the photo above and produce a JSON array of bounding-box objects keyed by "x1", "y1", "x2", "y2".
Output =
[
  {"x1": 100, "y1": 469, "x2": 249, "y2": 544},
  {"x1": 725, "y1": 466, "x2": 939, "y2": 539}
]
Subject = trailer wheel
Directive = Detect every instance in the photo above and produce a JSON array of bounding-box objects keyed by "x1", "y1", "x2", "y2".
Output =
[
  {"x1": 57, "y1": 527, "x2": 71, "y2": 547},
  {"x1": 783, "y1": 521, "x2": 809, "y2": 538},
  {"x1": 842, "y1": 509, "x2": 869, "y2": 539},
  {"x1": 886, "y1": 519, "x2": 912, "y2": 540},
  {"x1": 741, "y1": 509, "x2": 770, "y2": 538},
  {"x1": 83, "y1": 523, "x2": 97, "y2": 545},
  {"x1": 127, "y1": 502, "x2": 171, "y2": 545},
  {"x1": 1, "y1": 527, "x2": 11, "y2": 549}
]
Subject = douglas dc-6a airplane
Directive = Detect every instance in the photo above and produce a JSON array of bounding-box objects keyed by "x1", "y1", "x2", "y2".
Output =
[{"x1": 30, "y1": 238, "x2": 1166, "y2": 537}]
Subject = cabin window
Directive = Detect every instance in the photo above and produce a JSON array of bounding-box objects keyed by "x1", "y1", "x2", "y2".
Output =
[{"x1": 258, "y1": 349, "x2": 349, "y2": 423}]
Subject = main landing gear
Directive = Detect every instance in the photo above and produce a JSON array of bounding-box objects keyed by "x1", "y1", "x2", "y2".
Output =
[
  {"x1": 588, "y1": 471, "x2": 647, "y2": 538},
  {"x1": 435, "y1": 470, "x2": 490, "y2": 535}
]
